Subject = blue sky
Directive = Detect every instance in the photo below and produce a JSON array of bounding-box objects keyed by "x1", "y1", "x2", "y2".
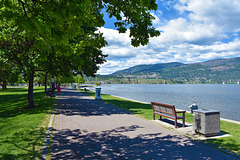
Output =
[{"x1": 97, "y1": 0, "x2": 240, "y2": 75}]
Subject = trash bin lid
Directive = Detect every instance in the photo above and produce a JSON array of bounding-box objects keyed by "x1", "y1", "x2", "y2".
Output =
[{"x1": 193, "y1": 109, "x2": 220, "y2": 114}]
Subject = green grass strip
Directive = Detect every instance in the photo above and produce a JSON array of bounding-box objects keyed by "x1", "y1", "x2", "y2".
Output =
[
  {"x1": 0, "y1": 87, "x2": 55, "y2": 160},
  {"x1": 84, "y1": 91, "x2": 240, "y2": 155}
]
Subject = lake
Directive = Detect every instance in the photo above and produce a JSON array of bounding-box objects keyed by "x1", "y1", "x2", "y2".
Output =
[{"x1": 98, "y1": 84, "x2": 240, "y2": 122}]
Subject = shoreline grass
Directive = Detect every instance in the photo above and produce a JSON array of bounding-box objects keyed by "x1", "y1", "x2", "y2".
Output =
[
  {"x1": 84, "y1": 90, "x2": 240, "y2": 156},
  {"x1": 0, "y1": 87, "x2": 55, "y2": 159}
]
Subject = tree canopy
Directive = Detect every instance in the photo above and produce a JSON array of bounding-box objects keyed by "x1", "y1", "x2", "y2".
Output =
[{"x1": 0, "y1": 0, "x2": 160, "y2": 107}]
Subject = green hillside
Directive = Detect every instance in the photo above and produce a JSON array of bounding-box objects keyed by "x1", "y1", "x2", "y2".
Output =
[
  {"x1": 86, "y1": 57, "x2": 240, "y2": 84},
  {"x1": 112, "y1": 62, "x2": 185, "y2": 76},
  {"x1": 160, "y1": 57, "x2": 240, "y2": 83}
]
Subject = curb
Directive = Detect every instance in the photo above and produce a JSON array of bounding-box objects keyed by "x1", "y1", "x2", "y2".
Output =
[{"x1": 41, "y1": 104, "x2": 56, "y2": 160}]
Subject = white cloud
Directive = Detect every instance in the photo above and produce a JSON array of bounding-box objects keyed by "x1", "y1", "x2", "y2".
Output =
[
  {"x1": 177, "y1": 0, "x2": 240, "y2": 31},
  {"x1": 194, "y1": 39, "x2": 240, "y2": 53},
  {"x1": 150, "y1": 12, "x2": 161, "y2": 25},
  {"x1": 98, "y1": 27, "x2": 131, "y2": 46},
  {"x1": 157, "y1": 17, "x2": 224, "y2": 45},
  {"x1": 102, "y1": 46, "x2": 135, "y2": 59}
]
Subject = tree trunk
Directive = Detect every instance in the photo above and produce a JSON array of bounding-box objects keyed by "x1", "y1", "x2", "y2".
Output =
[
  {"x1": 28, "y1": 68, "x2": 35, "y2": 107},
  {"x1": 2, "y1": 78, "x2": 7, "y2": 90},
  {"x1": 45, "y1": 72, "x2": 48, "y2": 93}
]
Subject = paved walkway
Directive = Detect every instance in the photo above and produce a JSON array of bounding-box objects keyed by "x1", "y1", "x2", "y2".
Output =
[{"x1": 50, "y1": 88, "x2": 238, "y2": 160}]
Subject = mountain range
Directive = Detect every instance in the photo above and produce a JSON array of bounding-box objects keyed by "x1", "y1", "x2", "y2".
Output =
[
  {"x1": 86, "y1": 57, "x2": 240, "y2": 84},
  {"x1": 109, "y1": 57, "x2": 240, "y2": 83}
]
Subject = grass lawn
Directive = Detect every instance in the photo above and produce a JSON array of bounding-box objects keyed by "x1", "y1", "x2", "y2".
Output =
[
  {"x1": 85, "y1": 91, "x2": 240, "y2": 156},
  {"x1": 0, "y1": 87, "x2": 55, "y2": 160}
]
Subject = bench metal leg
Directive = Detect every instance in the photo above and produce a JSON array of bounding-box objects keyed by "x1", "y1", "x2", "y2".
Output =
[
  {"x1": 183, "y1": 119, "x2": 185, "y2": 127},
  {"x1": 160, "y1": 116, "x2": 162, "y2": 120},
  {"x1": 153, "y1": 113, "x2": 155, "y2": 120},
  {"x1": 175, "y1": 119, "x2": 177, "y2": 128}
]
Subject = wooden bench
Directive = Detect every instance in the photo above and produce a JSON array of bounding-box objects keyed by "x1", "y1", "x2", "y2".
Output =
[{"x1": 151, "y1": 101, "x2": 186, "y2": 128}]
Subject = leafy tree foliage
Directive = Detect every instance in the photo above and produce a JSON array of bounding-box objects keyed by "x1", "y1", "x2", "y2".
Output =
[
  {"x1": 74, "y1": 75, "x2": 85, "y2": 84},
  {"x1": 0, "y1": 0, "x2": 160, "y2": 107},
  {"x1": 0, "y1": 50, "x2": 22, "y2": 90}
]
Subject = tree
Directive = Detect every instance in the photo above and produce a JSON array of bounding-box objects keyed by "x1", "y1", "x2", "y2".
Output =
[
  {"x1": 35, "y1": 71, "x2": 47, "y2": 87},
  {"x1": 74, "y1": 76, "x2": 85, "y2": 84},
  {"x1": 0, "y1": 0, "x2": 160, "y2": 107},
  {"x1": 0, "y1": 55, "x2": 21, "y2": 90},
  {"x1": 0, "y1": 58, "x2": 9, "y2": 90},
  {"x1": 0, "y1": 57, "x2": 9, "y2": 90},
  {"x1": 60, "y1": 76, "x2": 75, "y2": 84},
  {"x1": 103, "y1": 0, "x2": 160, "y2": 46}
]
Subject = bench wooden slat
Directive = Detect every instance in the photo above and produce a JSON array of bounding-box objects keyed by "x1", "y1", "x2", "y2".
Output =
[
  {"x1": 151, "y1": 101, "x2": 186, "y2": 128},
  {"x1": 154, "y1": 112, "x2": 184, "y2": 119}
]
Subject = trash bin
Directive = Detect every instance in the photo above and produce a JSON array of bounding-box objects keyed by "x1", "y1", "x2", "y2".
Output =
[
  {"x1": 95, "y1": 87, "x2": 101, "y2": 100},
  {"x1": 74, "y1": 85, "x2": 76, "y2": 90},
  {"x1": 193, "y1": 109, "x2": 220, "y2": 137}
]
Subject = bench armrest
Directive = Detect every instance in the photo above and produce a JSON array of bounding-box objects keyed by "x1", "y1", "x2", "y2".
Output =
[
  {"x1": 176, "y1": 111, "x2": 186, "y2": 118},
  {"x1": 176, "y1": 111, "x2": 186, "y2": 113}
]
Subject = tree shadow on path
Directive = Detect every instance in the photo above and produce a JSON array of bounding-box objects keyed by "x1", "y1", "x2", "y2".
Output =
[
  {"x1": 50, "y1": 125, "x2": 233, "y2": 160},
  {"x1": 55, "y1": 89, "x2": 132, "y2": 117}
]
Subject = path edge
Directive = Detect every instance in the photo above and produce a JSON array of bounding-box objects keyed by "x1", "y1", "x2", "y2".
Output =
[{"x1": 41, "y1": 100, "x2": 56, "y2": 160}]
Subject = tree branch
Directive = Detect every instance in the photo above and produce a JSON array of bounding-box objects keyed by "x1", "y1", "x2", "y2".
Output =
[
  {"x1": 35, "y1": 69, "x2": 48, "y2": 72},
  {"x1": 18, "y1": 0, "x2": 28, "y2": 17}
]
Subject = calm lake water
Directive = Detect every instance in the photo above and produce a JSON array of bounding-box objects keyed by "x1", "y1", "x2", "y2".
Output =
[{"x1": 99, "y1": 84, "x2": 240, "y2": 122}]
